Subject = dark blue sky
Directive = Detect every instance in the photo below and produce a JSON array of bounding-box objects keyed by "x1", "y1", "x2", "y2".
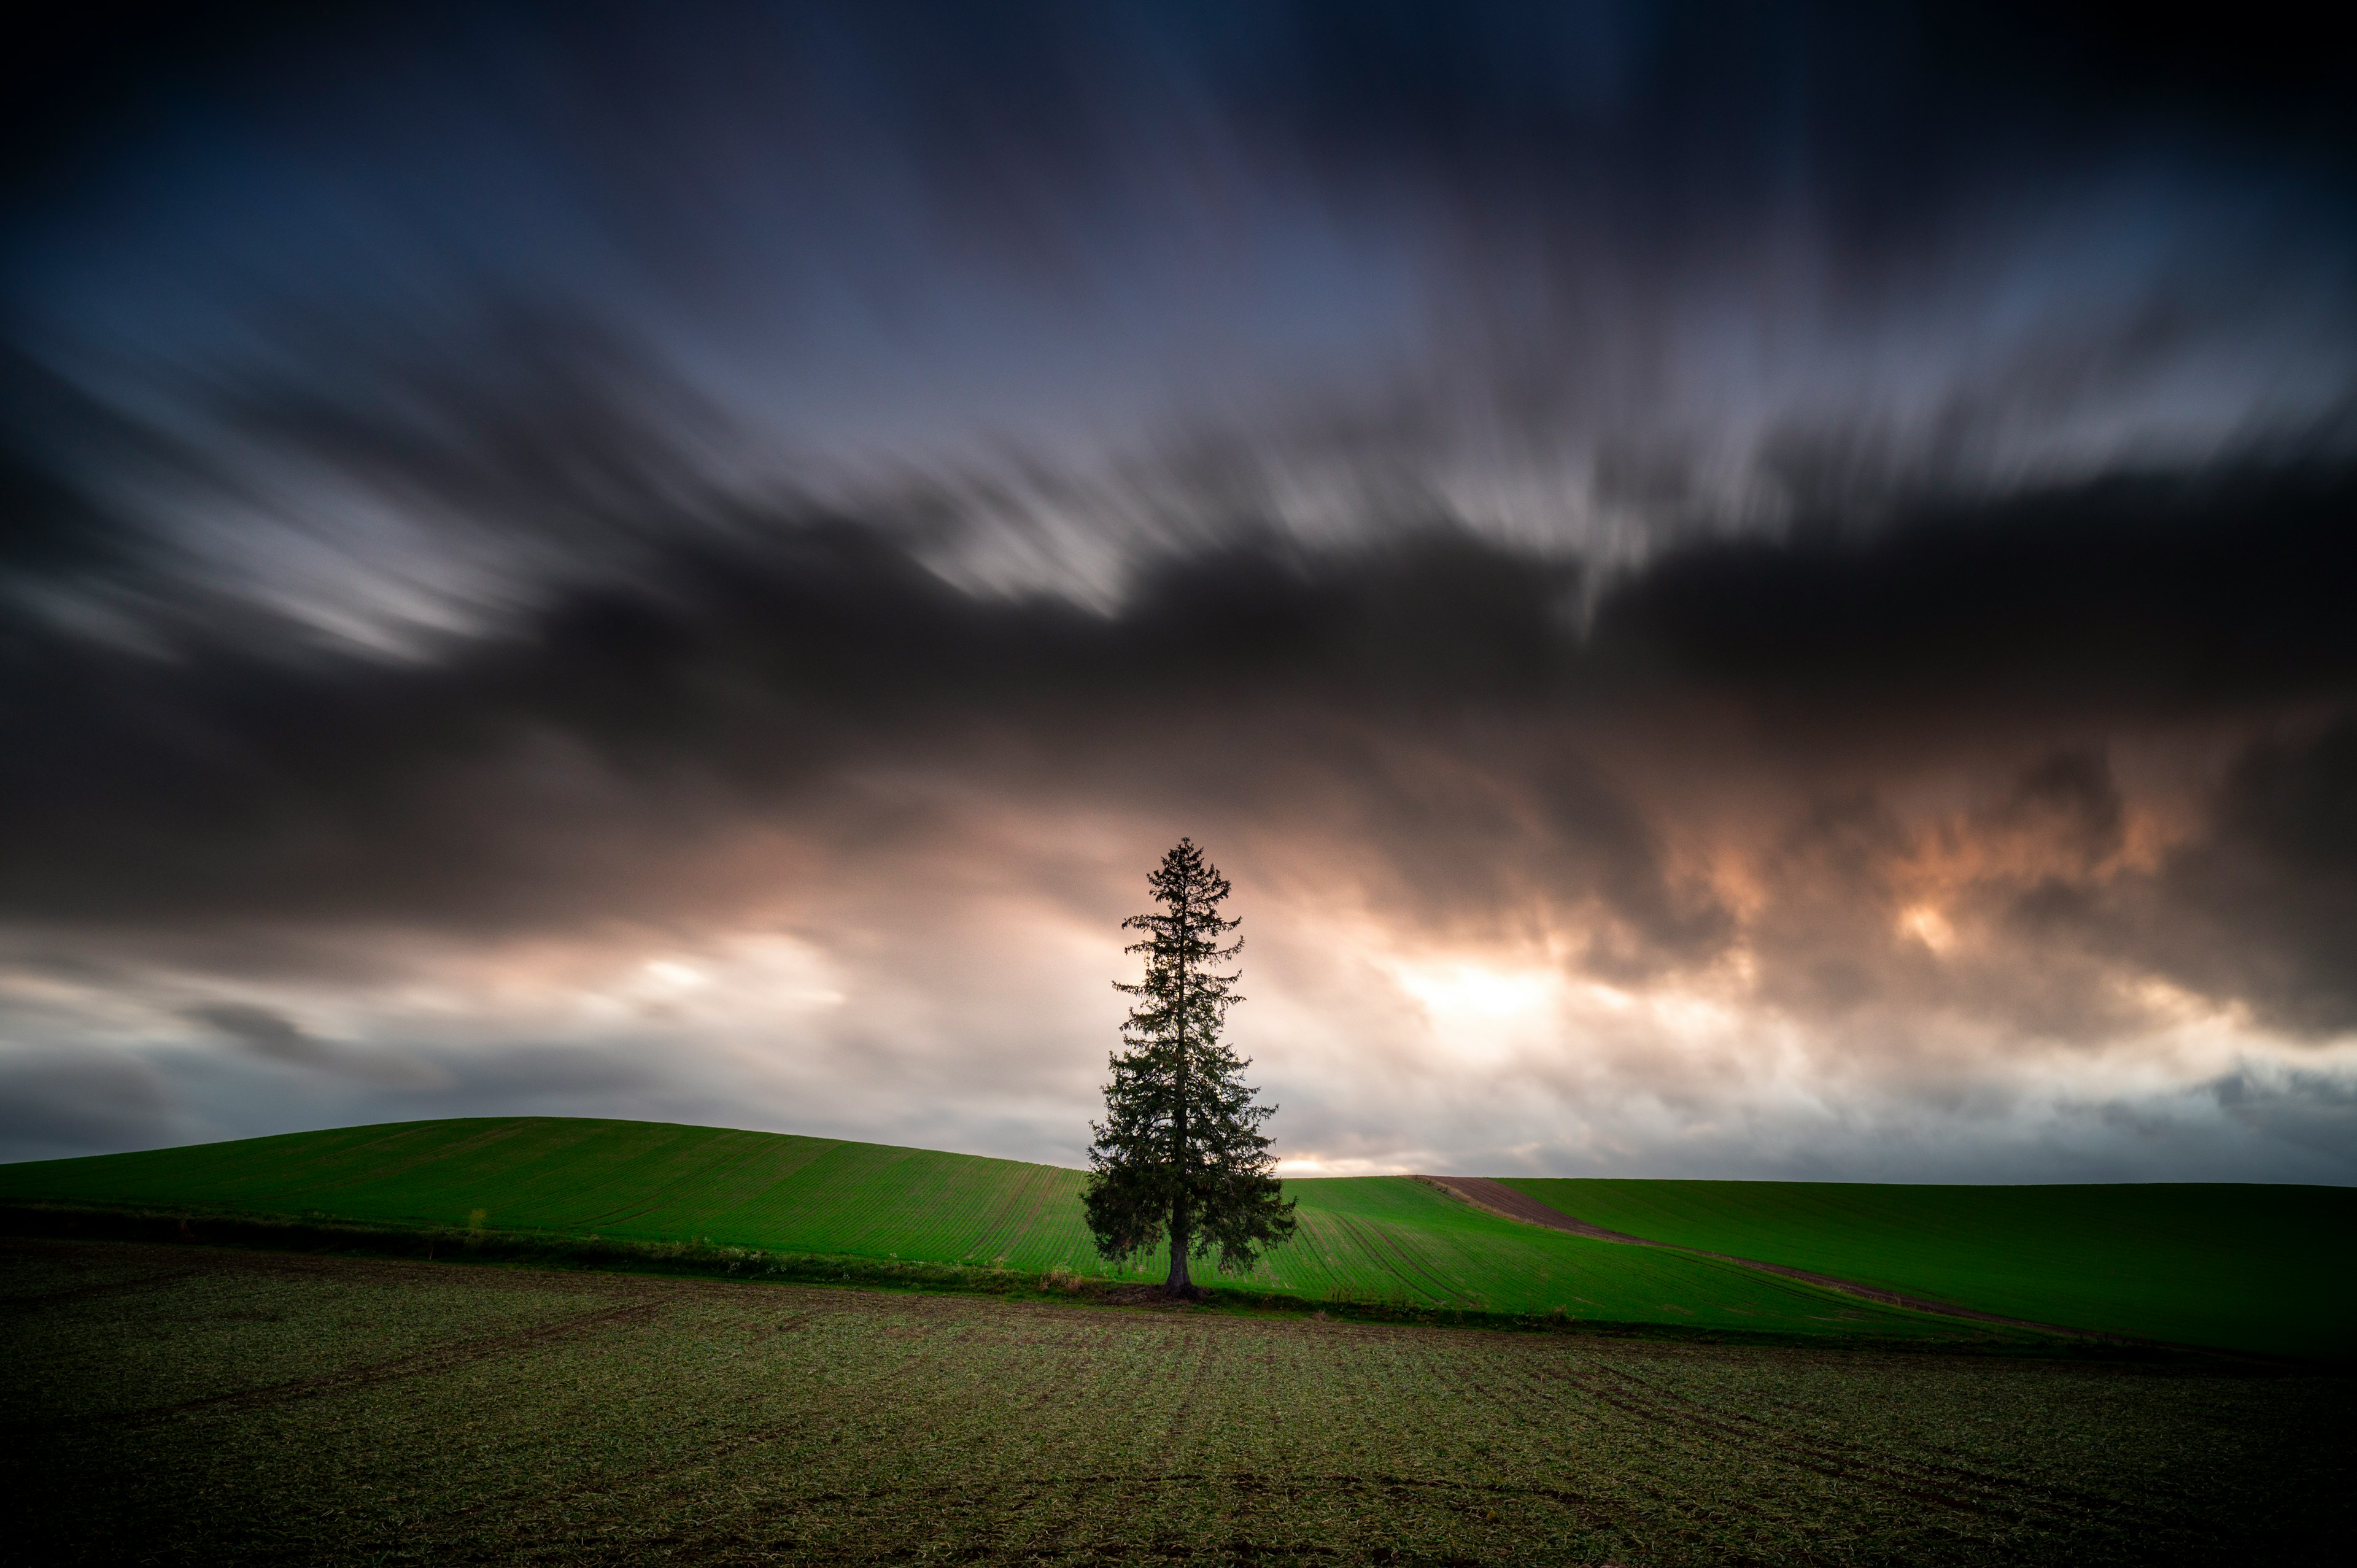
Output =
[{"x1": 2, "y1": 2, "x2": 2353, "y2": 1180}]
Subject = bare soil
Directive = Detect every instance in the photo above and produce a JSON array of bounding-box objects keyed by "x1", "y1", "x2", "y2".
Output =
[{"x1": 10, "y1": 1235, "x2": 2343, "y2": 1566}]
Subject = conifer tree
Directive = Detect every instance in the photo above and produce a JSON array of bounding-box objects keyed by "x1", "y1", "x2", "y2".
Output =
[{"x1": 1083, "y1": 838, "x2": 1297, "y2": 1296}]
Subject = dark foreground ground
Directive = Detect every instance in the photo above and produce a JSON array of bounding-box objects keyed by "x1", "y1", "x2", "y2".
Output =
[{"x1": 6, "y1": 1237, "x2": 2347, "y2": 1566}]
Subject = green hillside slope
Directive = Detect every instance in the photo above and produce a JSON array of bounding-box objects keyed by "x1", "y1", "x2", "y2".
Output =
[
  {"x1": 0, "y1": 1118, "x2": 1117, "y2": 1273},
  {"x1": 0, "y1": 1118, "x2": 1998, "y2": 1341},
  {"x1": 1248, "y1": 1173, "x2": 1970, "y2": 1334},
  {"x1": 1505, "y1": 1178, "x2": 2355, "y2": 1359}
]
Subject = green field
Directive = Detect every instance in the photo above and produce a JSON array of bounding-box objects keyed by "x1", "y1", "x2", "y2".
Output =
[
  {"x1": 0, "y1": 1118, "x2": 2000, "y2": 1342},
  {"x1": 7, "y1": 1237, "x2": 2347, "y2": 1566},
  {"x1": 0, "y1": 1118, "x2": 1113, "y2": 1275},
  {"x1": 6, "y1": 1118, "x2": 2347, "y2": 1356},
  {"x1": 1507, "y1": 1178, "x2": 2356, "y2": 1360},
  {"x1": 1244, "y1": 1172, "x2": 1975, "y2": 1334}
]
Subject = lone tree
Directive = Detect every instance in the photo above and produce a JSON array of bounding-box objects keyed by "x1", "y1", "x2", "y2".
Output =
[{"x1": 1084, "y1": 838, "x2": 1297, "y2": 1297}]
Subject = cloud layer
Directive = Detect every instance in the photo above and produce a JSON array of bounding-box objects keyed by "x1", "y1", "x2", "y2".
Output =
[{"x1": 2, "y1": 2, "x2": 2353, "y2": 1175}]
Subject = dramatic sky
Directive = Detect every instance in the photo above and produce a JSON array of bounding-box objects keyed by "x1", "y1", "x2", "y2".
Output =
[{"x1": 4, "y1": 1, "x2": 2354, "y2": 1180}]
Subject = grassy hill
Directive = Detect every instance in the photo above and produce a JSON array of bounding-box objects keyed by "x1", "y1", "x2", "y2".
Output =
[
  {"x1": 1507, "y1": 1178, "x2": 2355, "y2": 1359},
  {"x1": 9, "y1": 1118, "x2": 2340, "y2": 1354},
  {"x1": 1239, "y1": 1173, "x2": 1972, "y2": 1334},
  {"x1": 0, "y1": 1118, "x2": 2008, "y2": 1342},
  {"x1": 0, "y1": 1118, "x2": 1109, "y2": 1270}
]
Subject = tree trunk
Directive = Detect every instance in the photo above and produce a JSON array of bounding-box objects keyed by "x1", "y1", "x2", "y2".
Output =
[{"x1": 1165, "y1": 1197, "x2": 1192, "y2": 1295}]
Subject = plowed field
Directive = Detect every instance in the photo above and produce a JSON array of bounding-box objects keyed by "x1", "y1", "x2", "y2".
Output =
[{"x1": 6, "y1": 1237, "x2": 2343, "y2": 1566}]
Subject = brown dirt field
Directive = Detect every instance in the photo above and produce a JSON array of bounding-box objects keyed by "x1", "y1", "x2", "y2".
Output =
[
  {"x1": 10, "y1": 1295, "x2": 667, "y2": 1439},
  {"x1": 1414, "y1": 1175, "x2": 2108, "y2": 1341},
  {"x1": 10, "y1": 1236, "x2": 2346, "y2": 1564}
]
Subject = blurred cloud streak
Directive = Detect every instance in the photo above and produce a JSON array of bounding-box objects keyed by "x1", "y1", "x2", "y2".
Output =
[{"x1": 1, "y1": 1, "x2": 2352, "y2": 1176}]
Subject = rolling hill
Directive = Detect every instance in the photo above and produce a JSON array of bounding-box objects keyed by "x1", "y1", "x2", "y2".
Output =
[
  {"x1": 6, "y1": 1118, "x2": 2343, "y2": 1354},
  {"x1": 0, "y1": 1117, "x2": 2004, "y2": 1342},
  {"x1": 1506, "y1": 1176, "x2": 2355, "y2": 1359}
]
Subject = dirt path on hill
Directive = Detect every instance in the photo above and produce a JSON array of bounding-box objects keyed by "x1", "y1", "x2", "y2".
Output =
[{"x1": 1412, "y1": 1175, "x2": 2109, "y2": 1340}]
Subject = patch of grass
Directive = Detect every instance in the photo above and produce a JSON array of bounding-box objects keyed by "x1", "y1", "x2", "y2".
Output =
[
  {"x1": 1, "y1": 1120, "x2": 2040, "y2": 1342},
  {"x1": 6, "y1": 1237, "x2": 2346, "y2": 1566},
  {"x1": 1505, "y1": 1178, "x2": 2357, "y2": 1359}
]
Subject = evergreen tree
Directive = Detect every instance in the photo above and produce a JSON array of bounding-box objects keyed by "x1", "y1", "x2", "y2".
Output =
[{"x1": 1083, "y1": 838, "x2": 1297, "y2": 1296}]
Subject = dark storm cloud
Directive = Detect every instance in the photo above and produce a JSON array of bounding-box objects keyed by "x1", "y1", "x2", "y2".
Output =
[
  {"x1": 13, "y1": 3, "x2": 2348, "y2": 477},
  {"x1": 15, "y1": 1, "x2": 2353, "y2": 188},
  {"x1": 2208, "y1": 1067, "x2": 2357, "y2": 1161},
  {"x1": 0, "y1": 1032, "x2": 681, "y2": 1162},
  {"x1": 1732, "y1": 757, "x2": 2140, "y2": 1041},
  {"x1": 0, "y1": 354, "x2": 120, "y2": 578},
  {"x1": 0, "y1": 1052, "x2": 175, "y2": 1158},
  {"x1": 205, "y1": 305, "x2": 754, "y2": 570},
  {"x1": 184, "y1": 998, "x2": 451, "y2": 1084},
  {"x1": 1591, "y1": 465, "x2": 2357, "y2": 728},
  {"x1": 187, "y1": 1002, "x2": 333, "y2": 1066},
  {"x1": 2114, "y1": 720, "x2": 2357, "y2": 1035},
  {"x1": 3, "y1": 330, "x2": 2352, "y2": 1036},
  {"x1": 1, "y1": 263, "x2": 2351, "y2": 1054},
  {"x1": 0, "y1": 345, "x2": 190, "y2": 583},
  {"x1": 5, "y1": 1, "x2": 2357, "y2": 1178}
]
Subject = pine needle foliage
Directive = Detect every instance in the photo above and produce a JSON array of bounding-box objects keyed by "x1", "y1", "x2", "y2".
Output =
[{"x1": 1083, "y1": 838, "x2": 1297, "y2": 1294}]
